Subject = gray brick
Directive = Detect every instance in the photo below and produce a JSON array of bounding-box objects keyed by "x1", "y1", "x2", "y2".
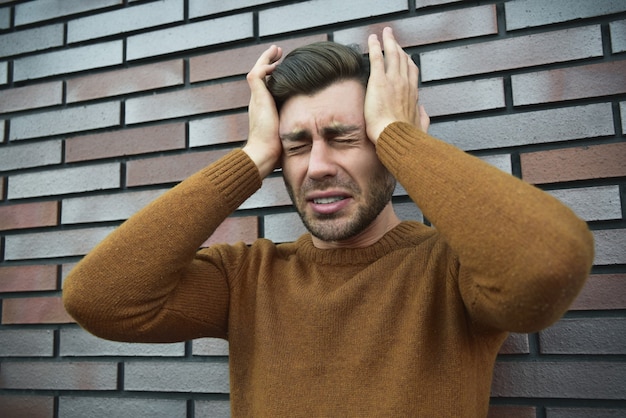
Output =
[
  {"x1": 195, "y1": 400, "x2": 231, "y2": 418},
  {"x1": 611, "y1": 19, "x2": 626, "y2": 53},
  {"x1": 62, "y1": 189, "x2": 166, "y2": 224},
  {"x1": 264, "y1": 212, "x2": 306, "y2": 243},
  {"x1": 428, "y1": 103, "x2": 614, "y2": 151},
  {"x1": 68, "y1": 0, "x2": 183, "y2": 43},
  {"x1": 240, "y1": 177, "x2": 291, "y2": 210},
  {"x1": 125, "y1": 360, "x2": 230, "y2": 393},
  {"x1": 492, "y1": 361, "x2": 626, "y2": 399},
  {"x1": 623, "y1": 101, "x2": 626, "y2": 134},
  {"x1": 127, "y1": 13, "x2": 252, "y2": 61},
  {"x1": 189, "y1": 112, "x2": 249, "y2": 148},
  {"x1": 0, "y1": 6, "x2": 9, "y2": 29},
  {"x1": 0, "y1": 24, "x2": 63, "y2": 58},
  {"x1": 4, "y1": 226, "x2": 115, "y2": 260},
  {"x1": 394, "y1": 201, "x2": 423, "y2": 223},
  {"x1": 189, "y1": 0, "x2": 280, "y2": 18},
  {"x1": 10, "y1": 102, "x2": 120, "y2": 141},
  {"x1": 506, "y1": 0, "x2": 626, "y2": 31},
  {"x1": 259, "y1": 0, "x2": 407, "y2": 37},
  {"x1": 59, "y1": 397, "x2": 186, "y2": 418},
  {"x1": 0, "y1": 140, "x2": 62, "y2": 172},
  {"x1": 593, "y1": 229, "x2": 626, "y2": 266},
  {"x1": 13, "y1": 40, "x2": 123, "y2": 81},
  {"x1": 14, "y1": 0, "x2": 121, "y2": 26},
  {"x1": 8, "y1": 163, "x2": 120, "y2": 199},
  {"x1": 416, "y1": 0, "x2": 462, "y2": 7},
  {"x1": 480, "y1": 154, "x2": 512, "y2": 174},
  {"x1": 0, "y1": 329, "x2": 54, "y2": 357},
  {"x1": 334, "y1": 5, "x2": 497, "y2": 49},
  {"x1": 419, "y1": 78, "x2": 505, "y2": 117},
  {"x1": 548, "y1": 185, "x2": 622, "y2": 222},
  {"x1": 60, "y1": 328, "x2": 184, "y2": 357},
  {"x1": 540, "y1": 318, "x2": 626, "y2": 355},
  {"x1": 547, "y1": 407, "x2": 626, "y2": 418},
  {"x1": 0, "y1": 361, "x2": 117, "y2": 390},
  {"x1": 0, "y1": 61, "x2": 7, "y2": 85},
  {"x1": 420, "y1": 26, "x2": 602, "y2": 81},
  {"x1": 193, "y1": 337, "x2": 230, "y2": 356}
]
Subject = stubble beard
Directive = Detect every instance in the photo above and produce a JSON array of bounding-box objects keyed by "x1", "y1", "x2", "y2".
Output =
[{"x1": 284, "y1": 169, "x2": 396, "y2": 242}]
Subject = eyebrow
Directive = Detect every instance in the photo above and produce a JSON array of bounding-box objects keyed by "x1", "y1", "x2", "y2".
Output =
[{"x1": 280, "y1": 123, "x2": 360, "y2": 142}]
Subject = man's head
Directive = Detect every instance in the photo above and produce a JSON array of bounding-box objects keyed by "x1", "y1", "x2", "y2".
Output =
[
  {"x1": 267, "y1": 41, "x2": 369, "y2": 111},
  {"x1": 269, "y1": 42, "x2": 398, "y2": 247}
]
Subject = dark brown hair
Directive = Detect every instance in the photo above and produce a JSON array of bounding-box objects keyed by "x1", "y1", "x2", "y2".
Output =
[{"x1": 267, "y1": 41, "x2": 369, "y2": 110}]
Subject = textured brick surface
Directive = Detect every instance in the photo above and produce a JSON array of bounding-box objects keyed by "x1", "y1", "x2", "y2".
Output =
[
  {"x1": 10, "y1": 102, "x2": 120, "y2": 141},
  {"x1": 0, "y1": 23, "x2": 63, "y2": 57},
  {"x1": 487, "y1": 406, "x2": 536, "y2": 418},
  {"x1": 548, "y1": 186, "x2": 622, "y2": 222},
  {"x1": 521, "y1": 142, "x2": 626, "y2": 184},
  {"x1": 127, "y1": 13, "x2": 253, "y2": 61},
  {"x1": 512, "y1": 60, "x2": 626, "y2": 106},
  {"x1": 195, "y1": 400, "x2": 231, "y2": 417},
  {"x1": 190, "y1": 34, "x2": 327, "y2": 83},
  {"x1": 65, "y1": 123, "x2": 185, "y2": 162},
  {"x1": 193, "y1": 337, "x2": 230, "y2": 356},
  {"x1": 419, "y1": 77, "x2": 504, "y2": 117},
  {"x1": 189, "y1": 0, "x2": 280, "y2": 18},
  {"x1": 67, "y1": 0, "x2": 183, "y2": 43},
  {"x1": 189, "y1": 112, "x2": 249, "y2": 148},
  {"x1": 593, "y1": 229, "x2": 626, "y2": 266},
  {"x1": 7, "y1": 163, "x2": 120, "y2": 199},
  {"x1": 67, "y1": 60, "x2": 184, "y2": 103},
  {"x1": 264, "y1": 212, "x2": 308, "y2": 243},
  {"x1": 420, "y1": 26, "x2": 602, "y2": 81},
  {"x1": 259, "y1": 0, "x2": 407, "y2": 37},
  {"x1": 498, "y1": 333, "x2": 529, "y2": 355},
  {"x1": 429, "y1": 103, "x2": 614, "y2": 152},
  {"x1": 125, "y1": 360, "x2": 230, "y2": 393},
  {"x1": 0, "y1": 395, "x2": 53, "y2": 418},
  {"x1": 0, "y1": 264, "x2": 58, "y2": 293},
  {"x1": 0, "y1": 329, "x2": 54, "y2": 356},
  {"x1": 0, "y1": 140, "x2": 62, "y2": 171},
  {"x1": 334, "y1": 5, "x2": 497, "y2": 50},
  {"x1": 505, "y1": 0, "x2": 626, "y2": 31},
  {"x1": 611, "y1": 19, "x2": 626, "y2": 53},
  {"x1": 570, "y1": 274, "x2": 626, "y2": 310},
  {"x1": 4, "y1": 226, "x2": 115, "y2": 260},
  {"x1": 202, "y1": 216, "x2": 258, "y2": 247},
  {"x1": 0, "y1": 361, "x2": 117, "y2": 390},
  {"x1": 240, "y1": 176, "x2": 291, "y2": 210},
  {"x1": 13, "y1": 40, "x2": 123, "y2": 81},
  {"x1": 14, "y1": 0, "x2": 120, "y2": 26},
  {"x1": 59, "y1": 397, "x2": 186, "y2": 418},
  {"x1": 491, "y1": 362, "x2": 626, "y2": 399},
  {"x1": 60, "y1": 328, "x2": 184, "y2": 357},
  {"x1": 62, "y1": 189, "x2": 166, "y2": 224},
  {"x1": 0, "y1": 201, "x2": 58, "y2": 231},
  {"x1": 0, "y1": 81, "x2": 63, "y2": 114},
  {"x1": 125, "y1": 80, "x2": 249, "y2": 124},
  {"x1": 540, "y1": 318, "x2": 626, "y2": 355},
  {"x1": 547, "y1": 407, "x2": 626, "y2": 418},
  {"x1": 2, "y1": 296, "x2": 73, "y2": 324}
]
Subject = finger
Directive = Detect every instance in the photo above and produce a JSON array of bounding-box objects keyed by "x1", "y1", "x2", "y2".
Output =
[
  {"x1": 367, "y1": 33, "x2": 384, "y2": 77},
  {"x1": 408, "y1": 57, "x2": 419, "y2": 103},
  {"x1": 247, "y1": 45, "x2": 282, "y2": 85},
  {"x1": 382, "y1": 26, "x2": 401, "y2": 74}
]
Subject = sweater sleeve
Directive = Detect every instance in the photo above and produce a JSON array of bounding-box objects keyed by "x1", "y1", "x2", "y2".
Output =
[
  {"x1": 376, "y1": 122, "x2": 594, "y2": 333},
  {"x1": 63, "y1": 149, "x2": 262, "y2": 343}
]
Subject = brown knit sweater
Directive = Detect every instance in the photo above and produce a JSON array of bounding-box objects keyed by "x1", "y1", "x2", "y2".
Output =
[{"x1": 63, "y1": 122, "x2": 594, "y2": 417}]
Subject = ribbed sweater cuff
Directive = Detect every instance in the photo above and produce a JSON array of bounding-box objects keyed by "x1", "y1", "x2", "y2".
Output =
[
  {"x1": 376, "y1": 121, "x2": 428, "y2": 164},
  {"x1": 200, "y1": 149, "x2": 262, "y2": 212}
]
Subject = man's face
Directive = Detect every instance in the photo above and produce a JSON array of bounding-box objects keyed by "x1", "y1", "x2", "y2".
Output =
[{"x1": 279, "y1": 80, "x2": 395, "y2": 243}]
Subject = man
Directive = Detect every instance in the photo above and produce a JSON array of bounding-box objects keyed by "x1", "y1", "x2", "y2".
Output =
[{"x1": 63, "y1": 28, "x2": 594, "y2": 416}]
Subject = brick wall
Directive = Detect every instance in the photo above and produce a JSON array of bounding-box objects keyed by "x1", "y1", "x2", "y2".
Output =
[{"x1": 0, "y1": 0, "x2": 625, "y2": 416}]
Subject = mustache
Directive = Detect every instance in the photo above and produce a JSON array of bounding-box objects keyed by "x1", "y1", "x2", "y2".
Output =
[{"x1": 299, "y1": 178, "x2": 361, "y2": 195}]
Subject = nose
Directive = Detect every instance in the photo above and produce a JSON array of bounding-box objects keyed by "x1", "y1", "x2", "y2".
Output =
[{"x1": 306, "y1": 140, "x2": 338, "y2": 180}]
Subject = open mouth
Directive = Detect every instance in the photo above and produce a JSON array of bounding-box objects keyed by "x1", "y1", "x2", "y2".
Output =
[{"x1": 312, "y1": 196, "x2": 347, "y2": 204}]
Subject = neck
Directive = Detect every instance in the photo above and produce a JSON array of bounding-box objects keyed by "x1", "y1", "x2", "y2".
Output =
[{"x1": 312, "y1": 203, "x2": 401, "y2": 249}]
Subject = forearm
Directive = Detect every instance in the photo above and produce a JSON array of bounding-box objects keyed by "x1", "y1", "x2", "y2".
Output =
[
  {"x1": 377, "y1": 122, "x2": 594, "y2": 331},
  {"x1": 63, "y1": 149, "x2": 262, "y2": 341}
]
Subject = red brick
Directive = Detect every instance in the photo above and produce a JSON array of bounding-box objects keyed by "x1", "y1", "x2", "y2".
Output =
[
  {"x1": 0, "y1": 395, "x2": 54, "y2": 418},
  {"x1": 0, "y1": 264, "x2": 57, "y2": 293},
  {"x1": 570, "y1": 274, "x2": 626, "y2": 310},
  {"x1": 0, "y1": 201, "x2": 58, "y2": 231},
  {"x1": 201, "y1": 216, "x2": 258, "y2": 247},
  {"x1": 512, "y1": 60, "x2": 626, "y2": 106},
  {"x1": 126, "y1": 149, "x2": 231, "y2": 187},
  {"x1": 125, "y1": 80, "x2": 249, "y2": 124},
  {"x1": 65, "y1": 123, "x2": 186, "y2": 162},
  {"x1": 520, "y1": 143, "x2": 626, "y2": 184},
  {"x1": 66, "y1": 59, "x2": 184, "y2": 103},
  {"x1": 498, "y1": 333, "x2": 529, "y2": 355},
  {"x1": 540, "y1": 318, "x2": 626, "y2": 355},
  {"x1": 0, "y1": 81, "x2": 62, "y2": 113},
  {"x1": 0, "y1": 361, "x2": 116, "y2": 390},
  {"x1": 2, "y1": 296, "x2": 74, "y2": 324},
  {"x1": 487, "y1": 405, "x2": 536, "y2": 418},
  {"x1": 190, "y1": 34, "x2": 327, "y2": 83},
  {"x1": 189, "y1": 112, "x2": 249, "y2": 148},
  {"x1": 334, "y1": 5, "x2": 497, "y2": 50}
]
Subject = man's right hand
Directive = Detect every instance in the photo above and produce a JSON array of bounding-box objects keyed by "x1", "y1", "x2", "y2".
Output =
[{"x1": 243, "y1": 45, "x2": 283, "y2": 179}]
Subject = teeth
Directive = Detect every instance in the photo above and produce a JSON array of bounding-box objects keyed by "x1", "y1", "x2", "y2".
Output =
[{"x1": 313, "y1": 196, "x2": 345, "y2": 204}]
